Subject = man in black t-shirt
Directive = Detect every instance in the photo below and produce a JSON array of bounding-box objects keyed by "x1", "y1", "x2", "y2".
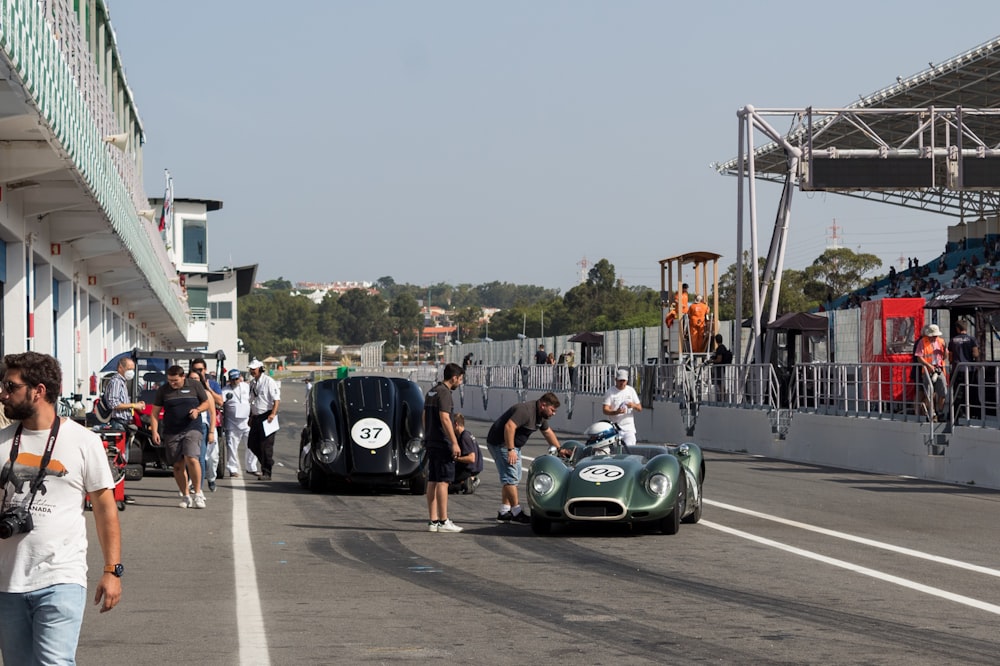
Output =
[
  {"x1": 150, "y1": 365, "x2": 210, "y2": 509},
  {"x1": 710, "y1": 334, "x2": 733, "y2": 402},
  {"x1": 949, "y1": 320, "x2": 980, "y2": 420},
  {"x1": 423, "y1": 363, "x2": 465, "y2": 533},
  {"x1": 486, "y1": 392, "x2": 564, "y2": 524}
]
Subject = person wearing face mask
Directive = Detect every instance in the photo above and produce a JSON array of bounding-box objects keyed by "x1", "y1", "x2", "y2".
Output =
[
  {"x1": 102, "y1": 358, "x2": 145, "y2": 428},
  {"x1": 100, "y1": 357, "x2": 145, "y2": 504}
]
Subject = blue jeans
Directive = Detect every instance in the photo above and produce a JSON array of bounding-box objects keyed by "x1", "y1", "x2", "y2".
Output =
[
  {"x1": 487, "y1": 443, "x2": 522, "y2": 485},
  {"x1": 197, "y1": 419, "x2": 209, "y2": 485},
  {"x1": 0, "y1": 583, "x2": 86, "y2": 665}
]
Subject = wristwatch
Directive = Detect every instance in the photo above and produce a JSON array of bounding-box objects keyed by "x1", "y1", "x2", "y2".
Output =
[{"x1": 103, "y1": 563, "x2": 124, "y2": 578}]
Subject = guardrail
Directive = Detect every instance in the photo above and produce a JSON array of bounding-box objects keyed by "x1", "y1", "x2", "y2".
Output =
[{"x1": 376, "y1": 360, "x2": 1000, "y2": 431}]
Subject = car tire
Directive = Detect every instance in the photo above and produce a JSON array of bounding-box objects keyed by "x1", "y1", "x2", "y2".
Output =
[
  {"x1": 307, "y1": 462, "x2": 328, "y2": 492},
  {"x1": 661, "y1": 472, "x2": 684, "y2": 535},
  {"x1": 408, "y1": 472, "x2": 428, "y2": 496},
  {"x1": 530, "y1": 512, "x2": 552, "y2": 535}
]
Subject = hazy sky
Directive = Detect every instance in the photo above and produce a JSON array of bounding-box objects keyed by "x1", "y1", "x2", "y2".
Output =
[{"x1": 108, "y1": 1, "x2": 1000, "y2": 293}]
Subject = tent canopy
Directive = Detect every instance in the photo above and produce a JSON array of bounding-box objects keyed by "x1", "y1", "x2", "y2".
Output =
[
  {"x1": 767, "y1": 312, "x2": 828, "y2": 332},
  {"x1": 568, "y1": 332, "x2": 604, "y2": 344},
  {"x1": 925, "y1": 286, "x2": 1000, "y2": 310}
]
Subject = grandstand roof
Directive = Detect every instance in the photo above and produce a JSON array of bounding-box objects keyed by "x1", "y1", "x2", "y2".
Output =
[{"x1": 716, "y1": 35, "x2": 1000, "y2": 219}]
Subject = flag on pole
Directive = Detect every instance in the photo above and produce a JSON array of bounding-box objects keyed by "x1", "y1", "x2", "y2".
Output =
[{"x1": 158, "y1": 169, "x2": 173, "y2": 233}]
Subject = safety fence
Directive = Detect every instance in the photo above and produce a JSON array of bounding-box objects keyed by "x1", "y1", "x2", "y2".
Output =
[{"x1": 379, "y1": 360, "x2": 1000, "y2": 431}]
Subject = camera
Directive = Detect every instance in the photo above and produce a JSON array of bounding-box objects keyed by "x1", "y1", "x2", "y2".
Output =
[{"x1": 0, "y1": 506, "x2": 33, "y2": 539}]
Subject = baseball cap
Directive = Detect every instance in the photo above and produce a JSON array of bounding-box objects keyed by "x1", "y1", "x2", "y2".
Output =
[
  {"x1": 616, "y1": 369, "x2": 629, "y2": 381},
  {"x1": 228, "y1": 369, "x2": 242, "y2": 379},
  {"x1": 248, "y1": 359, "x2": 264, "y2": 370}
]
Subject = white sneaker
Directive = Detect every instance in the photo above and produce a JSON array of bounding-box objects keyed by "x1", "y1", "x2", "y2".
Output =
[
  {"x1": 178, "y1": 495, "x2": 192, "y2": 509},
  {"x1": 436, "y1": 519, "x2": 463, "y2": 533},
  {"x1": 193, "y1": 494, "x2": 207, "y2": 509},
  {"x1": 428, "y1": 521, "x2": 439, "y2": 532}
]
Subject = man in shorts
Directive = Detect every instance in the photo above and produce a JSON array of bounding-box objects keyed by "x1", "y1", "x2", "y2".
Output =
[
  {"x1": 423, "y1": 363, "x2": 465, "y2": 533},
  {"x1": 486, "y1": 392, "x2": 565, "y2": 524},
  {"x1": 150, "y1": 365, "x2": 211, "y2": 509}
]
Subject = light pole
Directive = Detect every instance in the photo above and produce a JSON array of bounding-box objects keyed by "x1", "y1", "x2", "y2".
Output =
[{"x1": 540, "y1": 309, "x2": 544, "y2": 339}]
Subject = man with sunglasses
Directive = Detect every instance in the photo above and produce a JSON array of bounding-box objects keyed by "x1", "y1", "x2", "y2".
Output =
[{"x1": 0, "y1": 352, "x2": 122, "y2": 664}]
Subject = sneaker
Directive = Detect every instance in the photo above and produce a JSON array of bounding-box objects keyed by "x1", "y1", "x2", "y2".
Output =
[
  {"x1": 510, "y1": 511, "x2": 531, "y2": 524},
  {"x1": 193, "y1": 494, "x2": 207, "y2": 509},
  {"x1": 262, "y1": 473, "x2": 271, "y2": 481},
  {"x1": 496, "y1": 511, "x2": 514, "y2": 523},
  {"x1": 178, "y1": 495, "x2": 192, "y2": 509},
  {"x1": 437, "y1": 519, "x2": 463, "y2": 533},
  {"x1": 471, "y1": 476, "x2": 481, "y2": 491},
  {"x1": 428, "y1": 521, "x2": 440, "y2": 533},
  {"x1": 208, "y1": 481, "x2": 217, "y2": 492},
  {"x1": 123, "y1": 495, "x2": 137, "y2": 505}
]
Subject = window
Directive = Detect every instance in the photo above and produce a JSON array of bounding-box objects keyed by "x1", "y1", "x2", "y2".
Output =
[
  {"x1": 188, "y1": 287, "x2": 208, "y2": 321},
  {"x1": 210, "y1": 301, "x2": 233, "y2": 320},
  {"x1": 182, "y1": 219, "x2": 207, "y2": 264}
]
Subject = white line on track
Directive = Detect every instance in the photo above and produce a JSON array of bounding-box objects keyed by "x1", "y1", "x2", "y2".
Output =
[
  {"x1": 701, "y1": 519, "x2": 1000, "y2": 615},
  {"x1": 706, "y1": 499, "x2": 1000, "y2": 578},
  {"x1": 232, "y1": 478, "x2": 271, "y2": 665}
]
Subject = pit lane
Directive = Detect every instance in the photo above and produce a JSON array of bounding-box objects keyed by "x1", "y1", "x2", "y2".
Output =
[{"x1": 75, "y1": 391, "x2": 1000, "y2": 665}]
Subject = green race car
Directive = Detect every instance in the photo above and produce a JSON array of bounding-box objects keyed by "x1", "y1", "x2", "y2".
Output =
[{"x1": 526, "y1": 421, "x2": 704, "y2": 535}]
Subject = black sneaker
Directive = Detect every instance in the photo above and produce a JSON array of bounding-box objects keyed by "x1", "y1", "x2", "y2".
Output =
[
  {"x1": 510, "y1": 511, "x2": 531, "y2": 524},
  {"x1": 496, "y1": 511, "x2": 514, "y2": 523}
]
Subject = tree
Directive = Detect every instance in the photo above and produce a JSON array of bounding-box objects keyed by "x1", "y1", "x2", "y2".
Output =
[
  {"x1": 453, "y1": 306, "x2": 483, "y2": 341},
  {"x1": 260, "y1": 277, "x2": 292, "y2": 290},
  {"x1": 714, "y1": 252, "x2": 846, "y2": 320},
  {"x1": 334, "y1": 289, "x2": 392, "y2": 344},
  {"x1": 803, "y1": 248, "x2": 882, "y2": 298},
  {"x1": 389, "y1": 293, "x2": 423, "y2": 346}
]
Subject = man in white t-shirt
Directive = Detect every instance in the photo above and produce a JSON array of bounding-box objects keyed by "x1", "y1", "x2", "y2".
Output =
[
  {"x1": 0, "y1": 352, "x2": 121, "y2": 664},
  {"x1": 602, "y1": 368, "x2": 642, "y2": 446}
]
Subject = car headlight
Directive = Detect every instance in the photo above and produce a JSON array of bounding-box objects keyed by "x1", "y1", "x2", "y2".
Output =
[
  {"x1": 317, "y1": 440, "x2": 337, "y2": 463},
  {"x1": 676, "y1": 443, "x2": 690, "y2": 457},
  {"x1": 531, "y1": 473, "x2": 554, "y2": 495},
  {"x1": 405, "y1": 438, "x2": 424, "y2": 462},
  {"x1": 647, "y1": 473, "x2": 671, "y2": 497}
]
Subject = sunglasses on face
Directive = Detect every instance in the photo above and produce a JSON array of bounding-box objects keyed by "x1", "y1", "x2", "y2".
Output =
[{"x1": 1, "y1": 380, "x2": 28, "y2": 393}]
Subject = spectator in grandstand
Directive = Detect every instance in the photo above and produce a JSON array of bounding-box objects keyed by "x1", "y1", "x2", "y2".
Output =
[{"x1": 913, "y1": 324, "x2": 948, "y2": 422}]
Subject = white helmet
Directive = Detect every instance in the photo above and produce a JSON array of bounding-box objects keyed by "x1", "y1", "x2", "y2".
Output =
[{"x1": 584, "y1": 421, "x2": 619, "y2": 454}]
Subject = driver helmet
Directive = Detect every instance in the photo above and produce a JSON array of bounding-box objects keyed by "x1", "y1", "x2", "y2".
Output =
[{"x1": 584, "y1": 420, "x2": 619, "y2": 455}]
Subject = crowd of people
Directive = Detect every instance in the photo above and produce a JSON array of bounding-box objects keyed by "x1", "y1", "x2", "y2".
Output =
[{"x1": 831, "y1": 238, "x2": 1000, "y2": 311}]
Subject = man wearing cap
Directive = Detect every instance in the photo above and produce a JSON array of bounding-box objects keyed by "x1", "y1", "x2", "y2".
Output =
[
  {"x1": 222, "y1": 369, "x2": 251, "y2": 478},
  {"x1": 602, "y1": 368, "x2": 642, "y2": 446},
  {"x1": 913, "y1": 323, "x2": 948, "y2": 421},
  {"x1": 246, "y1": 360, "x2": 280, "y2": 480}
]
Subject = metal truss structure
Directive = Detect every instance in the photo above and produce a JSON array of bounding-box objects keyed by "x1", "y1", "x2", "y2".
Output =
[{"x1": 715, "y1": 35, "x2": 1000, "y2": 363}]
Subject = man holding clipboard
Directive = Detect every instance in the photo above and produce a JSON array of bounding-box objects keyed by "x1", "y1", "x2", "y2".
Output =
[{"x1": 246, "y1": 360, "x2": 280, "y2": 481}]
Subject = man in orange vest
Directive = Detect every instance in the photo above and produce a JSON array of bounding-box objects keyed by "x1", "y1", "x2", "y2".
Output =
[{"x1": 913, "y1": 323, "x2": 947, "y2": 421}]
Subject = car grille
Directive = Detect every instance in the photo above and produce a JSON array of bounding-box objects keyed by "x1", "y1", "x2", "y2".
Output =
[{"x1": 565, "y1": 498, "x2": 626, "y2": 520}]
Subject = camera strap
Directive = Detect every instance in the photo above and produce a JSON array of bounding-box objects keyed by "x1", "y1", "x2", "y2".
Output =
[{"x1": 1, "y1": 417, "x2": 61, "y2": 508}]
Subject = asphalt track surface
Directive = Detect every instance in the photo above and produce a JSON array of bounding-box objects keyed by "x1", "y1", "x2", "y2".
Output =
[{"x1": 71, "y1": 388, "x2": 1000, "y2": 665}]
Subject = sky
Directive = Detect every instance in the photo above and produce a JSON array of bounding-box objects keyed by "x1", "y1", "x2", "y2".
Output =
[{"x1": 107, "y1": 1, "x2": 1000, "y2": 294}]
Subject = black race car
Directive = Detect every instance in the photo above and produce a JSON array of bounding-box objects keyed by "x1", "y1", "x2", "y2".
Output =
[{"x1": 297, "y1": 375, "x2": 427, "y2": 494}]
